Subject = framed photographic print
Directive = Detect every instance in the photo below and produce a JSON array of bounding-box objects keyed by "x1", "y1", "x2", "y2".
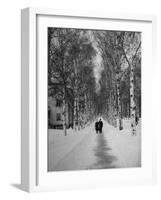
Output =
[{"x1": 21, "y1": 7, "x2": 156, "y2": 192}]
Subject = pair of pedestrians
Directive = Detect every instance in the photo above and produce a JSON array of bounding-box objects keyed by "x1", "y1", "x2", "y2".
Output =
[{"x1": 95, "y1": 119, "x2": 103, "y2": 134}]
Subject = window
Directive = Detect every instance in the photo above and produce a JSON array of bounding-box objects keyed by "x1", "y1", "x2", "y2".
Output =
[
  {"x1": 56, "y1": 99, "x2": 62, "y2": 107},
  {"x1": 56, "y1": 113, "x2": 61, "y2": 121}
]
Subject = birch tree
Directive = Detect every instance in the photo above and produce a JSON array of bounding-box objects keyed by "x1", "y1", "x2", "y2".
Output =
[{"x1": 119, "y1": 32, "x2": 141, "y2": 135}]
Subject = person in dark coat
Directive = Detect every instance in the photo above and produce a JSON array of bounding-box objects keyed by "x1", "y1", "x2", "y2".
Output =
[
  {"x1": 135, "y1": 115, "x2": 139, "y2": 125},
  {"x1": 95, "y1": 120, "x2": 99, "y2": 134},
  {"x1": 99, "y1": 119, "x2": 103, "y2": 134}
]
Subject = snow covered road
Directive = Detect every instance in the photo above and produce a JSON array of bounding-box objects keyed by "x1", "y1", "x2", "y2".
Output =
[{"x1": 48, "y1": 120, "x2": 141, "y2": 172}]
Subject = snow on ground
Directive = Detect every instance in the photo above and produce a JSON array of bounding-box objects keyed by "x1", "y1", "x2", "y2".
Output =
[
  {"x1": 103, "y1": 119, "x2": 141, "y2": 168},
  {"x1": 48, "y1": 119, "x2": 141, "y2": 172},
  {"x1": 48, "y1": 124, "x2": 97, "y2": 171}
]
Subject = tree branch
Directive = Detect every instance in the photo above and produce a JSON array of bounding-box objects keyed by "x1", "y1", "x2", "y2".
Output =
[
  {"x1": 122, "y1": 47, "x2": 131, "y2": 68},
  {"x1": 132, "y1": 41, "x2": 141, "y2": 64}
]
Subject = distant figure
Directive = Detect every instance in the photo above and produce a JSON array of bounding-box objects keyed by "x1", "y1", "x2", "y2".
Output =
[
  {"x1": 95, "y1": 120, "x2": 99, "y2": 134},
  {"x1": 99, "y1": 118, "x2": 103, "y2": 134}
]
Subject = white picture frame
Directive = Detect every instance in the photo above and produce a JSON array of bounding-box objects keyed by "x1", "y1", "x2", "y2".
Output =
[{"x1": 21, "y1": 7, "x2": 157, "y2": 192}]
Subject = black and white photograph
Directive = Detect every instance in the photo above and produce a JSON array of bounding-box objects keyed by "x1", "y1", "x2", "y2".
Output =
[{"x1": 47, "y1": 27, "x2": 141, "y2": 172}]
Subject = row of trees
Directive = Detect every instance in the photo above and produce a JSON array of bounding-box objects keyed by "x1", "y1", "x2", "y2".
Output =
[
  {"x1": 48, "y1": 28, "x2": 97, "y2": 135},
  {"x1": 48, "y1": 28, "x2": 141, "y2": 135},
  {"x1": 94, "y1": 31, "x2": 141, "y2": 134}
]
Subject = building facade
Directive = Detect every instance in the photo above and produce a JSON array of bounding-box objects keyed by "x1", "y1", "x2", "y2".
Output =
[{"x1": 48, "y1": 96, "x2": 73, "y2": 129}]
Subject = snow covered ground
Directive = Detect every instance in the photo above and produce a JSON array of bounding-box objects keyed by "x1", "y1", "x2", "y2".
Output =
[
  {"x1": 48, "y1": 119, "x2": 141, "y2": 172},
  {"x1": 103, "y1": 119, "x2": 141, "y2": 168},
  {"x1": 48, "y1": 124, "x2": 97, "y2": 171}
]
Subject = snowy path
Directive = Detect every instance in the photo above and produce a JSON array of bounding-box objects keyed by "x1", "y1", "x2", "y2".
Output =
[{"x1": 48, "y1": 120, "x2": 141, "y2": 172}]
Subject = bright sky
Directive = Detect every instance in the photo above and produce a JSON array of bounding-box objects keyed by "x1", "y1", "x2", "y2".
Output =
[{"x1": 88, "y1": 31, "x2": 104, "y2": 94}]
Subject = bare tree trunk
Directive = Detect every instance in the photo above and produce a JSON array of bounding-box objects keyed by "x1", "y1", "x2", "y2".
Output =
[
  {"x1": 108, "y1": 90, "x2": 117, "y2": 127},
  {"x1": 130, "y1": 64, "x2": 136, "y2": 135},
  {"x1": 128, "y1": 101, "x2": 130, "y2": 119},
  {"x1": 122, "y1": 43, "x2": 140, "y2": 135},
  {"x1": 62, "y1": 87, "x2": 67, "y2": 136},
  {"x1": 83, "y1": 94, "x2": 87, "y2": 127},
  {"x1": 108, "y1": 92, "x2": 112, "y2": 125},
  {"x1": 73, "y1": 95, "x2": 78, "y2": 131},
  {"x1": 112, "y1": 75, "x2": 117, "y2": 128},
  {"x1": 73, "y1": 59, "x2": 78, "y2": 131},
  {"x1": 113, "y1": 93, "x2": 117, "y2": 128},
  {"x1": 77, "y1": 96, "x2": 81, "y2": 131},
  {"x1": 116, "y1": 79, "x2": 123, "y2": 130}
]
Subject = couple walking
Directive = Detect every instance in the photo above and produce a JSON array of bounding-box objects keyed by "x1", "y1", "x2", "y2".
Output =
[{"x1": 95, "y1": 119, "x2": 103, "y2": 134}]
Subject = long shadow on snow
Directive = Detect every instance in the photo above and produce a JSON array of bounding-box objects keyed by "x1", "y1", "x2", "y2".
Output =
[{"x1": 88, "y1": 132, "x2": 117, "y2": 169}]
